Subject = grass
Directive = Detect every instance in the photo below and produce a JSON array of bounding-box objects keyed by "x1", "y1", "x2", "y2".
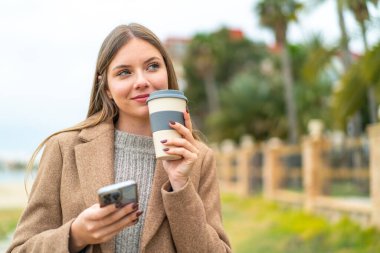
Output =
[
  {"x1": 0, "y1": 208, "x2": 23, "y2": 240},
  {"x1": 221, "y1": 193, "x2": 380, "y2": 253},
  {"x1": 2, "y1": 196, "x2": 380, "y2": 253},
  {"x1": 328, "y1": 181, "x2": 369, "y2": 197}
]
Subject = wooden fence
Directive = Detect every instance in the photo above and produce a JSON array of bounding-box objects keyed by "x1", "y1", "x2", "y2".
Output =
[{"x1": 214, "y1": 123, "x2": 380, "y2": 229}]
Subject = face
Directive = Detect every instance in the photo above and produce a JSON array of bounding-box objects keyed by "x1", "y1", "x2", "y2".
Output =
[{"x1": 106, "y1": 38, "x2": 169, "y2": 123}]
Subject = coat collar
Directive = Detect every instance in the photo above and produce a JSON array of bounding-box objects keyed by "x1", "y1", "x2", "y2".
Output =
[
  {"x1": 74, "y1": 113, "x2": 168, "y2": 252},
  {"x1": 77, "y1": 114, "x2": 115, "y2": 143}
]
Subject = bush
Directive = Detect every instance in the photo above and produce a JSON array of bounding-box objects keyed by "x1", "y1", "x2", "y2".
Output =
[{"x1": 221, "y1": 194, "x2": 380, "y2": 253}]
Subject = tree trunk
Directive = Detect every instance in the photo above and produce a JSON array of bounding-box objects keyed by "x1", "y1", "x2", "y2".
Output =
[
  {"x1": 280, "y1": 45, "x2": 298, "y2": 144},
  {"x1": 347, "y1": 112, "x2": 362, "y2": 136},
  {"x1": 205, "y1": 73, "x2": 220, "y2": 113},
  {"x1": 336, "y1": 0, "x2": 362, "y2": 136},
  {"x1": 367, "y1": 87, "x2": 377, "y2": 123},
  {"x1": 337, "y1": 0, "x2": 353, "y2": 68}
]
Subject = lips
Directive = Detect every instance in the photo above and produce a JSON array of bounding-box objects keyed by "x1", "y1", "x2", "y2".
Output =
[
  {"x1": 131, "y1": 93, "x2": 150, "y2": 103},
  {"x1": 131, "y1": 94, "x2": 149, "y2": 100}
]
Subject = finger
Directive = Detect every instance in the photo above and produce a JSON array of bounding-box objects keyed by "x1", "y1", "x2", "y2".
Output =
[
  {"x1": 97, "y1": 202, "x2": 138, "y2": 227},
  {"x1": 183, "y1": 109, "x2": 193, "y2": 132},
  {"x1": 87, "y1": 203, "x2": 118, "y2": 221},
  {"x1": 95, "y1": 210, "x2": 144, "y2": 242},
  {"x1": 169, "y1": 121, "x2": 195, "y2": 144},
  {"x1": 163, "y1": 147, "x2": 198, "y2": 162},
  {"x1": 161, "y1": 138, "x2": 199, "y2": 155}
]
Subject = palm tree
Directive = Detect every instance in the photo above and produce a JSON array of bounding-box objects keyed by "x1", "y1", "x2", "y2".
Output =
[
  {"x1": 346, "y1": 0, "x2": 379, "y2": 123},
  {"x1": 332, "y1": 42, "x2": 380, "y2": 127},
  {"x1": 313, "y1": 0, "x2": 362, "y2": 135},
  {"x1": 183, "y1": 28, "x2": 264, "y2": 131},
  {"x1": 335, "y1": 0, "x2": 354, "y2": 68},
  {"x1": 255, "y1": 0, "x2": 303, "y2": 144},
  {"x1": 335, "y1": 0, "x2": 365, "y2": 135},
  {"x1": 193, "y1": 43, "x2": 220, "y2": 113}
]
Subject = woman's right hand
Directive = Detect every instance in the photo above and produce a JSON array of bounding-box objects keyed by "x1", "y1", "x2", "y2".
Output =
[{"x1": 69, "y1": 202, "x2": 142, "y2": 253}]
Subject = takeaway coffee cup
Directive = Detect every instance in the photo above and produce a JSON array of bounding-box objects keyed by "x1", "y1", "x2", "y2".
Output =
[{"x1": 147, "y1": 89, "x2": 188, "y2": 160}]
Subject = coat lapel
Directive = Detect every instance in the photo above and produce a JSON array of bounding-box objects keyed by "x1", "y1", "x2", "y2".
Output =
[
  {"x1": 73, "y1": 116, "x2": 169, "y2": 252},
  {"x1": 74, "y1": 118, "x2": 115, "y2": 253},
  {"x1": 140, "y1": 161, "x2": 168, "y2": 251},
  {"x1": 75, "y1": 120, "x2": 115, "y2": 207}
]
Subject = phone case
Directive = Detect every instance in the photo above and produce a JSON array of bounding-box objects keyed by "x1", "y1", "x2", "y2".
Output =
[{"x1": 97, "y1": 180, "x2": 138, "y2": 207}]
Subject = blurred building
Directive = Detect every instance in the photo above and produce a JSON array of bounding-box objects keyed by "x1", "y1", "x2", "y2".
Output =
[
  {"x1": 228, "y1": 29, "x2": 243, "y2": 41},
  {"x1": 164, "y1": 37, "x2": 190, "y2": 91}
]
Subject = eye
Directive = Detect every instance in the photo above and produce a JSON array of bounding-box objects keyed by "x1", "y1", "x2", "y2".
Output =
[
  {"x1": 117, "y1": 69, "x2": 131, "y2": 77},
  {"x1": 147, "y1": 62, "x2": 160, "y2": 71}
]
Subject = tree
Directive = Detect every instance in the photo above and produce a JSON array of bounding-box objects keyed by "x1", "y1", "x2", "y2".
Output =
[
  {"x1": 295, "y1": 38, "x2": 337, "y2": 132},
  {"x1": 336, "y1": 0, "x2": 355, "y2": 68},
  {"x1": 255, "y1": 0, "x2": 303, "y2": 144},
  {"x1": 206, "y1": 71, "x2": 286, "y2": 142},
  {"x1": 206, "y1": 38, "x2": 335, "y2": 143},
  {"x1": 183, "y1": 28, "x2": 266, "y2": 130},
  {"x1": 300, "y1": 35, "x2": 339, "y2": 84},
  {"x1": 346, "y1": 0, "x2": 379, "y2": 123},
  {"x1": 313, "y1": 0, "x2": 364, "y2": 135},
  {"x1": 333, "y1": 42, "x2": 380, "y2": 128}
]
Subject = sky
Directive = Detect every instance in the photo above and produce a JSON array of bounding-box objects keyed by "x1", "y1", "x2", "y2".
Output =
[{"x1": 0, "y1": 0, "x2": 379, "y2": 161}]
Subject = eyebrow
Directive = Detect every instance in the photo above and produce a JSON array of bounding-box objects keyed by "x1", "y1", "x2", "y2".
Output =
[{"x1": 112, "y1": 56, "x2": 162, "y2": 71}]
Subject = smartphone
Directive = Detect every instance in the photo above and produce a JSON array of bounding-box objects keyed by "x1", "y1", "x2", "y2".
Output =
[{"x1": 97, "y1": 180, "x2": 138, "y2": 207}]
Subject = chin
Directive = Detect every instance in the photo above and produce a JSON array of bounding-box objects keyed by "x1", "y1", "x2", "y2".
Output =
[
  {"x1": 138, "y1": 108, "x2": 150, "y2": 119},
  {"x1": 119, "y1": 107, "x2": 150, "y2": 120}
]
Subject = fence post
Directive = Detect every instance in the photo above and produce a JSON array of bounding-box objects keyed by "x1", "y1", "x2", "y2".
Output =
[
  {"x1": 303, "y1": 120, "x2": 325, "y2": 212},
  {"x1": 237, "y1": 135, "x2": 255, "y2": 196},
  {"x1": 220, "y1": 139, "x2": 236, "y2": 192},
  {"x1": 263, "y1": 138, "x2": 283, "y2": 200},
  {"x1": 368, "y1": 124, "x2": 380, "y2": 229}
]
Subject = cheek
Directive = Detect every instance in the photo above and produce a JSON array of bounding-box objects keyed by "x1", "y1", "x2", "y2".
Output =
[
  {"x1": 109, "y1": 81, "x2": 132, "y2": 97},
  {"x1": 153, "y1": 71, "x2": 169, "y2": 89}
]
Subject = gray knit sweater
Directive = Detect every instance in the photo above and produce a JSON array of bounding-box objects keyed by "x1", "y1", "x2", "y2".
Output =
[{"x1": 114, "y1": 130, "x2": 156, "y2": 253}]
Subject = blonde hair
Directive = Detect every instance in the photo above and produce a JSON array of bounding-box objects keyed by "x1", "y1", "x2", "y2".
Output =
[{"x1": 25, "y1": 23, "x2": 182, "y2": 189}]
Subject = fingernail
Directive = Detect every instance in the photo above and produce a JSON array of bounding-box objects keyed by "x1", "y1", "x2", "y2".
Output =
[
  {"x1": 169, "y1": 121, "x2": 175, "y2": 125},
  {"x1": 136, "y1": 210, "x2": 144, "y2": 217},
  {"x1": 160, "y1": 139, "x2": 167, "y2": 143},
  {"x1": 132, "y1": 203, "x2": 138, "y2": 210},
  {"x1": 163, "y1": 148, "x2": 169, "y2": 152}
]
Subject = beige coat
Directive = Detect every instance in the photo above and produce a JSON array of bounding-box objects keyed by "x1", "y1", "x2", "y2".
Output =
[{"x1": 7, "y1": 117, "x2": 231, "y2": 253}]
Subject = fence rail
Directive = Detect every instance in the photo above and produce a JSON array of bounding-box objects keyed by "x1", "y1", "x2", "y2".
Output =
[{"x1": 214, "y1": 123, "x2": 380, "y2": 229}]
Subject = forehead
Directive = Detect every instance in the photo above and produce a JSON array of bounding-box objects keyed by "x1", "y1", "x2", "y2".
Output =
[{"x1": 110, "y1": 38, "x2": 163, "y2": 66}]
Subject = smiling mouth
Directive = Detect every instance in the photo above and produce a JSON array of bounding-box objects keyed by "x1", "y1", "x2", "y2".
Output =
[{"x1": 131, "y1": 94, "x2": 149, "y2": 100}]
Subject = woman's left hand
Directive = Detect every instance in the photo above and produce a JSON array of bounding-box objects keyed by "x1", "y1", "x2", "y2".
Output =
[{"x1": 161, "y1": 109, "x2": 199, "y2": 191}]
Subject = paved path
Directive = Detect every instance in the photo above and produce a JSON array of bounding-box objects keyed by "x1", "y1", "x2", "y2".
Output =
[{"x1": 0, "y1": 182, "x2": 28, "y2": 209}]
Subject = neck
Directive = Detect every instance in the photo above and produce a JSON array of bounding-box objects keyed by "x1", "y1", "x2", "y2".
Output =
[{"x1": 115, "y1": 116, "x2": 152, "y2": 136}]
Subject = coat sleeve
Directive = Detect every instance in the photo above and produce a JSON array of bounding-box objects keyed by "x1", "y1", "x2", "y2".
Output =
[
  {"x1": 161, "y1": 146, "x2": 232, "y2": 253},
  {"x1": 6, "y1": 137, "x2": 75, "y2": 253}
]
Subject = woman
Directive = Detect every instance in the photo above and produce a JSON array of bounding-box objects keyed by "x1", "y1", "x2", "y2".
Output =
[{"x1": 7, "y1": 23, "x2": 231, "y2": 253}]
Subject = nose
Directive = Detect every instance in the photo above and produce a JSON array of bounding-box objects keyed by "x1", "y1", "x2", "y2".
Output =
[{"x1": 134, "y1": 70, "x2": 149, "y2": 89}]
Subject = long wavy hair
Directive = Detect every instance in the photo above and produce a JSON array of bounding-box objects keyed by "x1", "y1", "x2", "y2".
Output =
[{"x1": 25, "y1": 23, "x2": 187, "y2": 188}]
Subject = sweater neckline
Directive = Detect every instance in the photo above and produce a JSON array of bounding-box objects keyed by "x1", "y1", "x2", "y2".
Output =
[{"x1": 114, "y1": 130, "x2": 155, "y2": 154}]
